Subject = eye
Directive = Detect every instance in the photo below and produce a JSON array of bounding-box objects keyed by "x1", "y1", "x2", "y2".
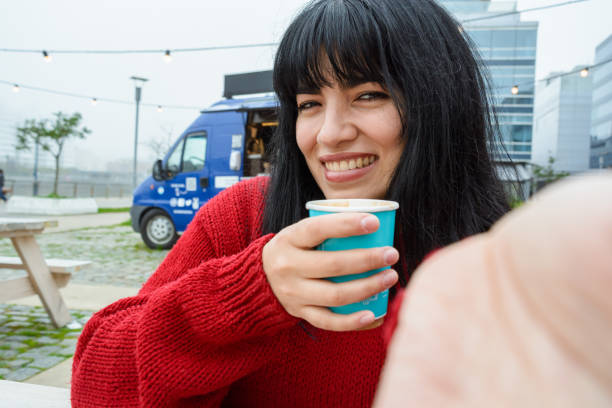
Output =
[
  {"x1": 297, "y1": 101, "x2": 320, "y2": 112},
  {"x1": 357, "y1": 91, "x2": 389, "y2": 101}
]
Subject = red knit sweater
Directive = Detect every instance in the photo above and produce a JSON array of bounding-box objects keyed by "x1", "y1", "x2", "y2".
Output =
[{"x1": 71, "y1": 177, "x2": 403, "y2": 407}]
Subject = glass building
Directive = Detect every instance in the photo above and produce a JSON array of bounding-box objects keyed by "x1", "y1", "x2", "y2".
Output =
[
  {"x1": 590, "y1": 33, "x2": 612, "y2": 169},
  {"x1": 439, "y1": 0, "x2": 538, "y2": 162},
  {"x1": 590, "y1": 34, "x2": 612, "y2": 143}
]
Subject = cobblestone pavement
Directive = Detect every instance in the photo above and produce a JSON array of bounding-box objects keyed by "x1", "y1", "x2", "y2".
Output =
[
  {"x1": 0, "y1": 304, "x2": 92, "y2": 381},
  {"x1": 0, "y1": 224, "x2": 169, "y2": 287},
  {"x1": 0, "y1": 223, "x2": 171, "y2": 381}
]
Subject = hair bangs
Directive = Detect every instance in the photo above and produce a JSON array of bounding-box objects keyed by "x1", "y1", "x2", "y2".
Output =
[{"x1": 276, "y1": 0, "x2": 390, "y2": 100}]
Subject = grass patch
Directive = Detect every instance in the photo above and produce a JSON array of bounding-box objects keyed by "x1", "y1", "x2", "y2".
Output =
[
  {"x1": 133, "y1": 242, "x2": 156, "y2": 253},
  {"x1": 0, "y1": 345, "x2": 10, "y2": 350},
  {"x1": 118, "y1": 220, "x2": 132, "y2": 227},
  {"x1": 98, "y1": 207, "x2": 130, "y2": 213},
  {"x1": 44, "y1": 193, "x2": 69, "y2": 199},
  {"x1": 22, "y1": 339, "x2": 43, "y2": 348},
  {"x1": 15, "y1": 330, "x2": 42, "y2": 338}
]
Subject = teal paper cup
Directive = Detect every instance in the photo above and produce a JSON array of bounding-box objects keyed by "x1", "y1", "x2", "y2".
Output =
[{"x1": 305, "y1": 199, "x2": 399, "y2": 319}]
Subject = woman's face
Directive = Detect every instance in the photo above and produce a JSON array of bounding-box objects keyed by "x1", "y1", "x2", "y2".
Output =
[{"x1": 296, "y1": 80, "x2": 404, "y2": 199}]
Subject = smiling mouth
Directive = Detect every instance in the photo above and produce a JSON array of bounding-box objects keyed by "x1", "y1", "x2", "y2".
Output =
[{"x1": 323, "y1": 155, "x2": 377, "y2": 172}]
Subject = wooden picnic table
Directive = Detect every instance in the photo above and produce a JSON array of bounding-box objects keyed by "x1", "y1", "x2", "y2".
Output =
[
  {"x1": 0, "y1": 380, "x2": 70, "y2": 407},
  {"x1": 0, "y1": 217, "x2": 72, "y2": 327}
]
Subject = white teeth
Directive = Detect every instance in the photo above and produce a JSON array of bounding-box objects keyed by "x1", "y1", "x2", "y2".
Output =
[{"x1": 325, "y1": 156, "x2": 376, "y2": 172}]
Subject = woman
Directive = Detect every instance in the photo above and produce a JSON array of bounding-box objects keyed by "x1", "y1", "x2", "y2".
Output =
[{"x1": 71, "y1": 0, "x2": 509, "y2": 406}]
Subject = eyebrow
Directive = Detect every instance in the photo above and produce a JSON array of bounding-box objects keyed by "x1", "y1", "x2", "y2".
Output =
[{"x1": 296, "y1": 79, "x2": 382, "y2": 95}]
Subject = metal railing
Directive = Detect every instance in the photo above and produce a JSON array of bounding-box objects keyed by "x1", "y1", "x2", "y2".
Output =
[{"x1": 4, "y1": 179, "x2": 133, "y2": 198}]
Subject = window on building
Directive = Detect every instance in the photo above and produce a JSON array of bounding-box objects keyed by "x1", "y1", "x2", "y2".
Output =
[
  {"x1": 468, "y1": 30, "x2": 492, "y2": 48},
  {"x1": 501, "y1": 125, "x2": 532, "y2": 143},
  {"x1": 491, "y1": 30, "x2": 517, "y2": 48},
  {"x1": 516, "y1": 30, "x2": 537, "y2": 47}
]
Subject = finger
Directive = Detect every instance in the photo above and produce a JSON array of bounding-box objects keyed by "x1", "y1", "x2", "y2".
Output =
[
  {"x1": 300, "y1": 268, "x2": 399, "y2": 307},
  {"x1": 297, "y1": 246, "x2": 399, "y2": 279},
  {"x1": 301, "y1": 305, "x2": 379, "y2": 332},
  {"x1": 289, "y1": 212, "x2": 380, "y2": 248}
]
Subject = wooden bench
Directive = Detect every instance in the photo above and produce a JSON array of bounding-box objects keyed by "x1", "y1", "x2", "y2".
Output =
[{"x1": 0, "y1": 256, "x2": 91, "y2": 302}]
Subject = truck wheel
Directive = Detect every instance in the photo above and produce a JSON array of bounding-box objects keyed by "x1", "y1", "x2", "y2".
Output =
[{"x1": 140, "y1": 209, "x2": 178, "y2": 249}]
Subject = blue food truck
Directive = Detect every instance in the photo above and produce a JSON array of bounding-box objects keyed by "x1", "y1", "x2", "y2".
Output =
[{"x1": 130, "y1": 71, "x2": 277, "y2": 248}]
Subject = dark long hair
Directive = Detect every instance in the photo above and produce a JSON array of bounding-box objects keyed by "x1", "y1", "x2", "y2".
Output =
[{"x1": 263, "y1": 0, "x2": 510, "y2": 285}]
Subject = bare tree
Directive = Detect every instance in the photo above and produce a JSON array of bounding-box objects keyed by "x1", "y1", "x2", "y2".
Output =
[{"x1": 147, "y1": 125, "x2": 175, "y2": 159}]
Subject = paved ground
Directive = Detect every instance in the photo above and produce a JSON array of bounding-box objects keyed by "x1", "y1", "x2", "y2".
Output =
[
  {"x1": 0, "y1": 208, "x2": 171, "y2": 384},
  {"x1": 0, "y1": 224, "x2": 169, "y2": 287},
  {"x1": 0, "y1": 304, "x2": 92, "y2": 382}
]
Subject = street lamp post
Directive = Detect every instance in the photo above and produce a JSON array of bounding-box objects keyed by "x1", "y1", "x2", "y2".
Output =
[{"x1": 130, "y1": 76, "x2": 149, "y2": 190}]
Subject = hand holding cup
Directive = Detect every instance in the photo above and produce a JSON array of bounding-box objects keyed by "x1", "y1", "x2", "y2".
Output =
[{"x1": 262, "y1": 206, "x2": 399, "y2": 332}]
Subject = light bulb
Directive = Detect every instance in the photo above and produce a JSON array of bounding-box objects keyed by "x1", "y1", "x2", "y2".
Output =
[
  {"x1": 580, "y1": 68, "x2": 589, "y2": 78},
  {"x1": 163, "y1": 50, "x2": 172, "y2": 63},
  {"x1": 91, "y1": 98, "x2": 98, "y2": 106},
  {"x1": 157, "y1": 105, "x2": 163, "y2": 112},
  {"x1": 12, "y1": 84, "x2": 20, "y2": 93},
  {"x1": 42, "y1": 50, "x2": 52, "y2": 62},
  {"x1": 511, "y1": 85, "x2": 519, "y2": 95}
]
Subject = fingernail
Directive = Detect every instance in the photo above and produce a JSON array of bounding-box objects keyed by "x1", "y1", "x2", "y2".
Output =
[
  {"x1": 360, "y1": 215, "x2": 379, "y2": 232},
  {"x1": 383, "y1": 248, "x2": 398, "y2": 265},
  {"x1": 382, "y1": 270, "x2": 397, "y2": 286},
  {"x1": 360, "y1": 312, "x2": 375, "y2": 325}
]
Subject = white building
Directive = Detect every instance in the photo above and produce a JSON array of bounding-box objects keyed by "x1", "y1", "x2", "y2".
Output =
[
  {"x1": 590, "y1": 34, "x2": 612, "y2": 167},
  {"x1": 532, "y1": 67, "x2": 593, "y2": 173}
]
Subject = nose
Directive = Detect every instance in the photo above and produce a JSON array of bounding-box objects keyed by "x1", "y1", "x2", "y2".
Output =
[{"x1": 316, "y1": 102, "x2": 358, "y2": 147}]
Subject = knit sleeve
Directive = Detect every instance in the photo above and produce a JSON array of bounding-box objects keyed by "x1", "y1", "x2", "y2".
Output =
[{"x1": 71, "y1": 179, "x2": 299, "y2": 407}]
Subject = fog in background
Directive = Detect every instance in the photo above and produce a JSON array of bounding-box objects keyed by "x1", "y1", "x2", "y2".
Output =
[{"x1": 0, "y1": 0, "x2": 610, "y2": 172}]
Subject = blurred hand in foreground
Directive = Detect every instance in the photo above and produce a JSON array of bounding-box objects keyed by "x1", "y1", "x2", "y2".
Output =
[{"x1": 375, "y1": 172, "x2": 612, "y2": 407}]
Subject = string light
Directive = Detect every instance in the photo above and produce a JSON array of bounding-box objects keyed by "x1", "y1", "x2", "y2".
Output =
[
  {"x1": 0, "y1": 1, "x2": 590, "y2": 58},
  {"x1": 163, "y1": 50, "x2": 172, "y2": 63},
  {"x1": 91, "y1": 98, "x2": 98, "y2": 106},
  {"x1": 42, "y1": 50, "x2": 52, "y2": 62},
  {"x1": 0, "y1": 79, "x2": 201, "y2": 110},
  {"x1": 3, "y1": 56, "x2": 608, "y2": 106}
]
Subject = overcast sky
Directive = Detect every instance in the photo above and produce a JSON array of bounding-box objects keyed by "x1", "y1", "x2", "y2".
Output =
[{"x1": 0, "y1": 0, "x2": 611, "y2": 171}]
